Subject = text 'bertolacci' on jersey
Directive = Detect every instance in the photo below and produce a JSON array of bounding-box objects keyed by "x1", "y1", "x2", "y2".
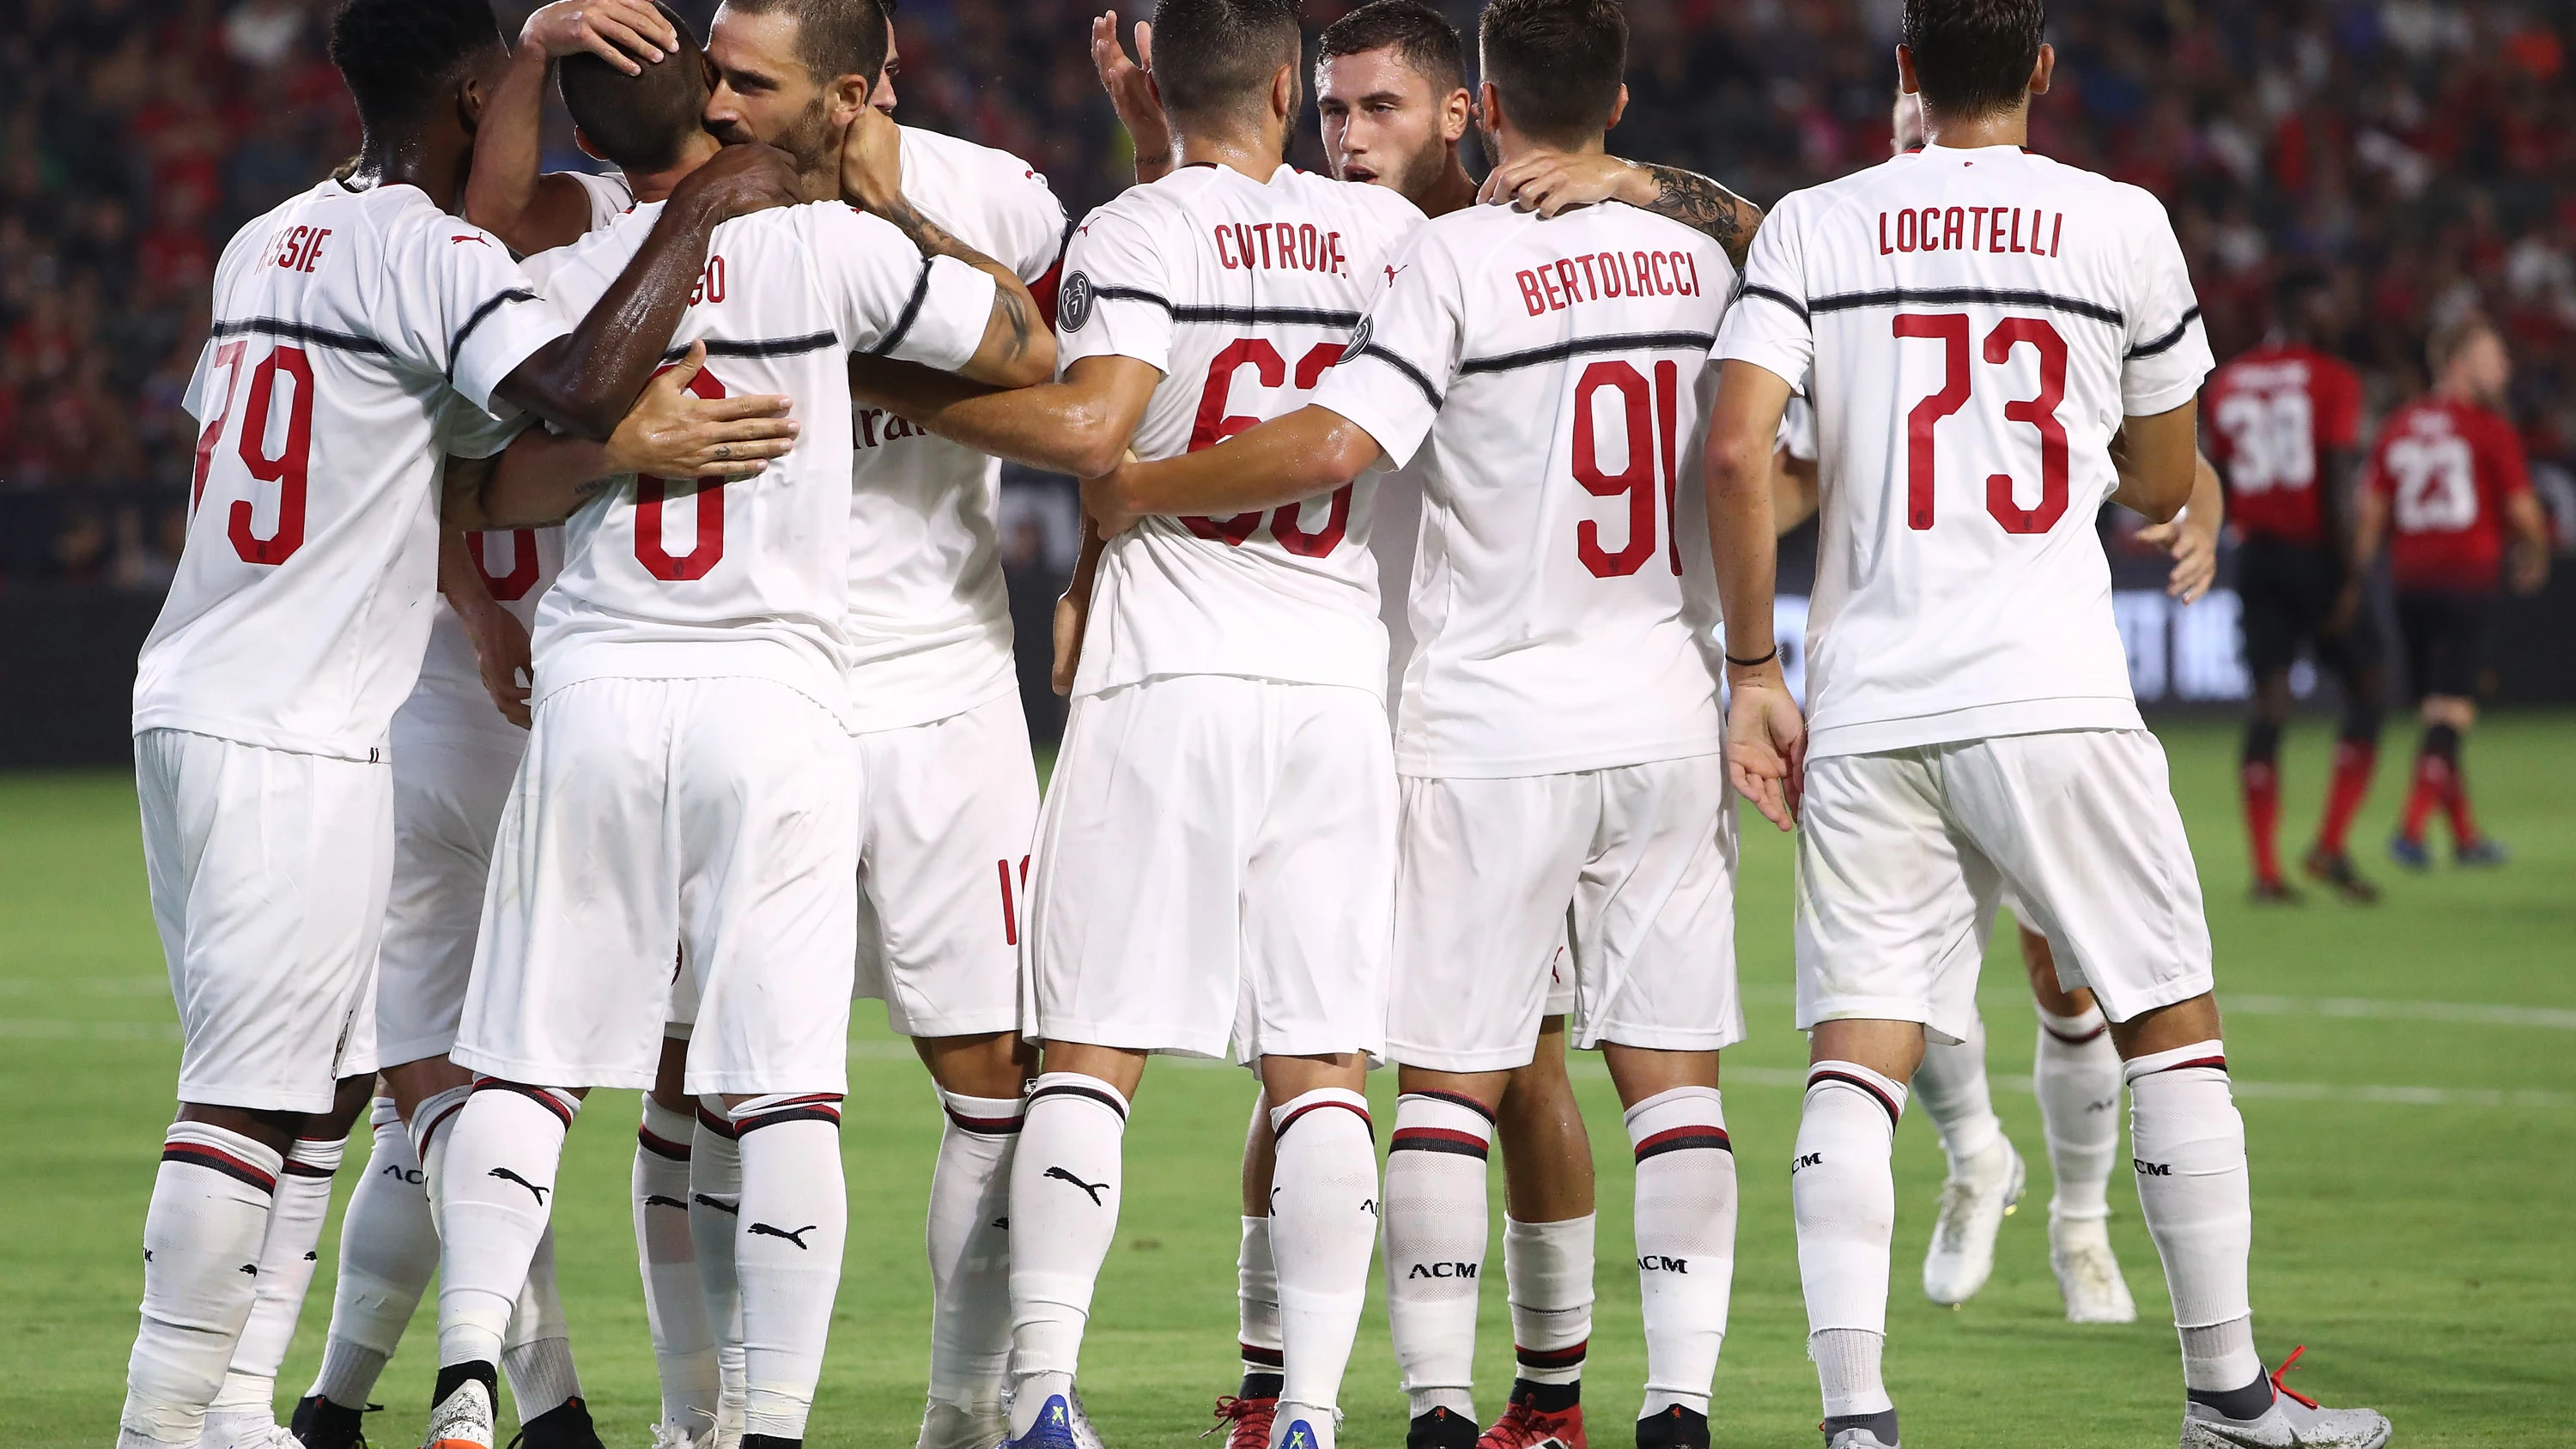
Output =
[
  {"x1": 526, "y1": 198, "x2": 998, "y2": 729},
  {"x1": 845, "y1": 126, "x2": 1066, "y2": 732},
  {"x1": 1714, "y1": 142, "x2": 2215, "y2": 758},
  {"x1": 1317, "y1": 201, "x2": 1735, "y2": 778},
  {"x1": 1055, "y1": 162, "x2": 1425, "y2": 699},
  {"x1": 2202, "y1": 341, "x2": 2363, "y2": 548},
  {"x1": 134, "y1": 179, "x2": 569, "y2": 760}
]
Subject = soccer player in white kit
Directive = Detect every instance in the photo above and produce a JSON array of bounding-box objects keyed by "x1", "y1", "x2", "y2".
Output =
[
  {"x1": 117, "y1": 0, "x2": 799, "y2": 1444},
  {"x1": 418, "y1": 15, "x2": 1054, "y2": 1448},
  {"x1": 1702, "y1": 5, "x2": 2390, "y2": 1447},
  {"x1": 1090, "y1": 7, "x2": 1745, "y2": 1449}
]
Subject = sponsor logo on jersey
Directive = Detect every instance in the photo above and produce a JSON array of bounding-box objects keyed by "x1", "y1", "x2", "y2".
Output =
[{"x1": 1060, "y1": 270, "x2": 1095, "y2": 332}]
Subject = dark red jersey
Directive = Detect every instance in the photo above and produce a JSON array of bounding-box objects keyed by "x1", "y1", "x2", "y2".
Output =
[
  {"x1": 2365, "y1": 396, "x2": 2532, "y2": 592},
  {"x1": 2203, "y1": 343, "x2": 2364, "y2": 547}
]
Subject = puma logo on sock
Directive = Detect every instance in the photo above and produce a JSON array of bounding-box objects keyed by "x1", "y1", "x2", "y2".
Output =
[
  {"x1": 1045, "y1": 1166, "x2": 1111, "y2": 1204},
  {"x1": 693, "y1": 1193, "x2": 739, "y2": 1216},
  {"x1": 488, "y1": 1167, "x2": 550, "y2": 1204},
  {"x1": 644, "y1": 1194, "x2": 688, "y2": 1210},
  {"x1": 747, "y1": 1222, "x2": 818, "y2": 1249}
]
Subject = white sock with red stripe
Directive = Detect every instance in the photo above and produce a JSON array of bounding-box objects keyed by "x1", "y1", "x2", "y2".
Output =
[
  {"x1": 1236, "y1": 1216, "x2": 1284, "y2": 1388},
  {"x1": 1267, "y1": 1088, "x2": 1376, "y2": 1427},
  {"x1": 2123, "y1": 1041, "x2": 2261, "y2": 1397},
  {"x1": 730, "y1": 1093, "x2": 848, "y2": 1441},
  {"x1": 1382, "y1": 1091, "x2": 1492, "y2": 1420},
  {"x1": 1912, "y1": 1015, "x2": 2002, "y2": 1171},
  {"x1": 410, "y1": 1084, "x2": 474, "y2": 1224},
  {"x1": 501, "y1": 1228, "x2": 583, "y2": 1419},
  {"x1": 310, "y1": 1100, "x2": 438, "y2": 1410},
  {"x1": 434, "y1": 1083, "x2": 579, "y2": 1370},
  {"x1": 690, "y1": 1102, "x2": 748, "y2": 1437},
  {"x1": 2034, "y1": 1006, "x2": 2121, "y2": 1223},
  {"x1": 207, "y1": 1131, "x2": 344, "y2": 1424},
  {"x1": 927, "y1": 1088, "x2": 1023, "y2": 1414},
  {"x1": 1793, "y1": 1062, "x2": 1907, "y2": 1420},
  {"x1": 1625, "y1": 1087, "x2": 1734, "y2": 1418},
  {"x1": 1504, "y1": 1214, "x2": 1593, "y2": 1389},
  {"x1": 118, "y1": 1123, "x2": 282, "y2": 1448},
  {"x1": 1006, "y1": 1073, "x2": 1129, "y2": 1437},
  {"x1": 635, "y1": 1096, "x2": 719, "y2": 1431}
]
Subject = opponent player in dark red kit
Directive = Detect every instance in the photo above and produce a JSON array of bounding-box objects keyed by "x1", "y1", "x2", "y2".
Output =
[
  {"x1": 2354, "y1": 312, "x2": 2552, "y2": 868},
  {"x1": 2202, "y1": 270, "x2": 2382, "y2": 903}
]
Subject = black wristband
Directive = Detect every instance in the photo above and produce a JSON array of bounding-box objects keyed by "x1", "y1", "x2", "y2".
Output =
[{"x1": 1724, "y1": 646, "x2": 1778, "y2": 668}]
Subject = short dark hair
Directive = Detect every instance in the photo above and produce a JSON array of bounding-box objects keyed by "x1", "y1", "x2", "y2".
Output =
[
  {"x1": 560, "y1": 3, "x2": 708, "y2": 173},
  {"x1": 721, "y1": 0, "x2": 889, "y2": 86},
  {"x1": 1150, "y1": 0, "x2": 1301, "y2": 128},
  {"x1": 1902, "y1": 0, "x2": 2045, "y2": 120},
  {"x1": 1478, "y1": 0, "x2": 1627, "y2": 150},
  {"x1": 329, "y1": 0, "x2": 505, "y2": 133},
  {"x1": 1318, "y1": 1, "x2": 1465, "y2": 95}
]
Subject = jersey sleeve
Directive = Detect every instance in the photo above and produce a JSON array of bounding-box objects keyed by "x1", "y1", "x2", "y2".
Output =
[
  {"x1": 988, "y1": 159, "x2": 1069, "y2": 286},
  {"x1": 806, "y1": 204, "x2": 1000, "y2": 372},
  {"x1": 397, "y1": 217, "x2": 572, "y2": 415},
  {"x1": 2117, "y1": 195, "x2": 2214, "y2": 417},
  {"x1": 1777, "y1": 393, "x2": 1818, "y2": 462},
  {"x1": 1309, "y1": 226, "x2": 1463, "y2": 470},
  {"x1": 1056, "y1": 203, "x2": 1174, "y2": 376},
  {"x1": 1711, "y1": 195, "x2": 1814, "y2": 388}
]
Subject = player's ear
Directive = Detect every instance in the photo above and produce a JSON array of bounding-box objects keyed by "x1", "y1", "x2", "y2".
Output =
[
  {"x1": 1893, "y1": 44, "x2": 1920, "y2": 97},
  {"x1": 1442, "y1": 88, "x2": 1471, "y2": 145},
  {"x1": 824, "y1": 69, "x2": 872, "y2": 128},
  {"x1": 573, "y1": 125, "x2": 605, "y2": 164},
  {"x1": 2028, "y1": 43, "x2": 2056, "y2": 98},
  {"x1": 1606, "y1": 82, "x2": 1628, "y2": 132},
  {"x1": 1270, "y1": 63, "x2": 1297, "y2": 124},
  {"x1": 1476, "y1": 81, "x2": 1503, "y2": 140},
  {"x1": 457, "y1": 70, "x2": 488, "y2": 134}
]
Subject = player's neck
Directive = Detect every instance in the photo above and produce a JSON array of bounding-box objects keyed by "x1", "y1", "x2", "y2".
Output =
[
  {"x1": 1490, "y1": 126, "x2": 1607, "y2": 171},
  {"x1": 345, "y1": 130, "x2": 466, "y2": 213},
  {"x1": 626, "y1": 132, "x2": 726, "y2": 207},
  {"x1": 1919, "y1": 102, "x2": 2029, "y2": 151},
  {"x1": 1414, "y1": 147, "x2": 1479, "y2": 219},
  {"x1": 2433, "y1": 377, "x2": 2483, "y2": 408},
  {"x1": 1173, "y1": 116, "x2": 1287, "y2": 183}
]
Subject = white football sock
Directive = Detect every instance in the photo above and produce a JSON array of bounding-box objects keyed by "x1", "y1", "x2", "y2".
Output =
[
  {"x1": 119, "y1": 1124, "x2": 282, "y2": 1448},
  {"x1": 926, "y1": 1089, "x2": 1023, "y2": 1413},
  {"x1": 434, "y1": 1084, "x2": 578, "y2": 1369},
  {"x1": 1267, "y1": 1088, "x2": 1376, "y2": 1422},
  {"x1": 1504, "y1": 1214, "x2": 1593, "y2": 1389},
  {"x1": 689, "y1": 1102, "x2": 748, "y2": 1438},
  {"x1": 2034, "y1": 1007, "x2": 2122, "y2": 1222},
  {"x1": 500, "y1": 1228, "x2": 582, "y2": 1420},
  {"x1": 310, "y1": 1100, "x2": 439, "y2": 1410},
  {"x1": 208, "y1": 1131, "x2": 345, "y2": 1418},
  {"x1": 1625, "y1": 1086, "x2": 1734, "y2": 1418},
  {"x1": 1793, "y1": 1063, "x2": 1906, "y2": 1419},
  {"x1": 2124, "y1": 1042, "x2": 2259, "y2": 1392},
  {"x1": 1382, "y1": 1091, "x2": 1492, "y2": 1419},
  {"x1": 635, "y1": 1096, "x2": 719, "y2": 1430},
  {"x1": 1006, "y1": 1073, "x2": 1128, "y2": 1437},
  {"x1": 1236, "y1": 1216, "x2": 1284, "y2": 1385},
  {"x1": 410, "y1": 1084, "x2": 474, "y2": 1225},
  {"x1": 1911, "y1": 1013, "x2": 2001, "y2": 1170},
  {"x1": 730, "y1": 1094, "x2": 848, "y2": 1441}
]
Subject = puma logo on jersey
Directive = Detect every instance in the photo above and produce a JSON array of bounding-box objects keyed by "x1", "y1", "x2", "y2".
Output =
[
  {"x1": 1385, "y1": 264, "x2": 1408, "y2": 285},
  {"x1": 450, "y1": 234, "x2": 491, "y2": 246},
  {"x1": 489, "y1": 1167, "x2": 549, "y2": 1204},
  {"x1": 748, "y1": 1222, "x2": 819, "y2": 1249},
  {"x1": 644, "y1": 1194, "x2": 688, "y2": 1210},
  {"x1": 1044, "y1": 1166, "x2": 1112, "y2": 1204}
]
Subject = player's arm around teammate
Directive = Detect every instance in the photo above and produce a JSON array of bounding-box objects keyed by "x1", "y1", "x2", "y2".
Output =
[{"x1": 465, "y1": 0, "x2": 678, "y2": 255}]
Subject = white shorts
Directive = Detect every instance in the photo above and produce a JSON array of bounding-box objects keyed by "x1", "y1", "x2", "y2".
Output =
[
  {"x1": 351, "y1": 692, "x2": 527, "y2": 1074},
  {"x1": 453, "y1": 677, "x2": 860, "y2": 1095},
  {"x1": 1386, "y1": 755, "x2": 1744, "y2": 1072},
  {"x1": 136, "y1": 729, "x2": 393, "y2": 1113},
  {"x1": 1795, "y1": 729, "x2": 2214, "y2": 1044},
  {"x1": 1024, "y1": 676, "x2": 1395, "y2": 1061},
  {"x1": 854, "y1": 694, "x2": 1040, "y2": 1039}
]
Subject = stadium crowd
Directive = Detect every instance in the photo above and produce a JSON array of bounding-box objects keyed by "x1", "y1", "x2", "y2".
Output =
[{"x1": 4, "y1": 0, "x2": 2573, "y2": 585}]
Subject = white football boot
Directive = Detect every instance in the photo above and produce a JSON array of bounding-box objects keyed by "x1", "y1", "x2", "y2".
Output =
[
  {"x1": 420, "y1": 1375, "x2": 495, "y2": 1449},
  {"x1": 2179, "y1": 1350, "x2": 2390, "y2": 1448},
  {"x1": 1922, "y1": 1137, "x2": 2025, "y2": 1305},
  {"x1": 2047, "y1": 1211, "x2": 2138, "y2": 1323}
]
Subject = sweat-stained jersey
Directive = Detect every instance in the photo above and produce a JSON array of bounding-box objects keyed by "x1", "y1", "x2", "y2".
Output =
[
  {"x1": 844, "y1": 125, "x2": 1066, "y2": 731},
  {"x1": 1715, "y1": 143, "x2": 2214, "y2": 758},
  {"x1": 2203, "y1": 342, "x2": 2364, "y2": 547},
  {"x1": 134, "y1": 179, "x2": 568, "y2": 760},
  {"x1": 1055, "y1": 162, "x2": 1425, "y2": 698},
  {"x1": 1317, "y1": 201, "x2": 1733, "y2": 777},
  {"x1": 2364, "y1": 395, "x2": 2533, "y2": 592},
  {"x1": 526, "y1": 199, "x2": 997, "y2": 728}
]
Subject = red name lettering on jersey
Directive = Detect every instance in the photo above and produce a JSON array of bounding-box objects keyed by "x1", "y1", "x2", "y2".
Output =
[
  {"x1": 270, "y1": 225, "x2": 331, "y2": 272},
  {"x1": 1876, "y1": 205, "x2": 2063, "y2": 258},
  {"x1": 1514, "y1": 249, "x2": 1702, "y2": 317},
  {"x1": 1212, "y1": 221, "x2": 1349, "y2": 276},
  {"x1": 687, "y1": 255, "x2": 728, "y2": 306},
  {"x1": 856, "y1": 408, "x2": 928, "y2": 448}
]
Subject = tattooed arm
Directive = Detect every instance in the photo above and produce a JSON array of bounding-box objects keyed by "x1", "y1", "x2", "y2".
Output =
[
  {"x1": 1479, "y1": 151, "x2": 1765, "y2": 268},
  {"x1": 840, "y1": 107, "x2": 1054, "y2": 388}
]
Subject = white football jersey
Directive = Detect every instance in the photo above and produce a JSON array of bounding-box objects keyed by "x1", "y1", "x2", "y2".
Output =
[
  {"x1": 562, "y1": 169, "x2": 637, "y2": 232},
  {"x1": 134, "y1": 179, "x2": 568, "y2": 760},
  {"x1": 1714, "y1": 143, "x2": 2213, "y2": 758},
  {"x1": 1317, "y1": 202, "x2": 1732, "y2": 777},
  {"x1": 845, "y1": 126, "x2": 1066, "y2": 731},
  {"x1": 409, "y1": 526, "x2": 567, "y2": 723},
  {"x1": 1057, "y1": 162, "x2": 1425, "y2": 698},
  {"x1": 527, "y1": 199, "x2": 998, "y2": 727}
]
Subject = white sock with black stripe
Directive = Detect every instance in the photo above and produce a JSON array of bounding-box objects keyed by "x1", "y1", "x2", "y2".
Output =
[
  {"x1": 434, "y1": 1083, "x2": 579, "y2": 1371},
  {"x1": 1625, "y1": 1086, "x2": 1734, "y2": 1419},
  {"x1": 1006, "y1": 1072, "x2": 1129, "y2": 1437},
  {"x1": 635, "y1": 1096, "x2": 718, "y2": 1431},
  {"x1": 1382, "y1": 1092, "x2": 1493, "y2": 1421},
  {"x1": 1792, "y1": 1063, "x2": 1906, "y2": 1425},
  {"x1": 1267, "y1": 1088, "x2": 1376, "y2": 1440},
  {"x1": 728, "y1": 1094, "x2": 848, "y2": 1442},
  {"x1": 927, "y1": 1089, "x2": 1024, "y2": 1415},
  {"x1": 118, "y1": 1124, "x2": 283, "y2": 1449}
]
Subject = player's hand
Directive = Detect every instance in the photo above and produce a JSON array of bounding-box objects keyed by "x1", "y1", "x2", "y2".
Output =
[
  {"x1": 2506, "y1": 543, "x2": 2549, "y2": 597},
  {"x1": 522, "y1": 0, "x2": 674, "y2": 72},
  {"x1": 837, "y1": 104, "x2": 907, "y2": 218},
  {"x1": 671, "y1": 142, "x2": 800, "y2": 223},
  {"x1": 2137, "y1": 511, "x2": 2219, "y2": 603},
  {"x1": 605, "y1": 343, "x2": 799, "y2": 480},
  {"x1": 1479, "y1": 150, "x2": 1649, "y2": 218},
  {"x1": 1091, "y1": 12, "x2": 1169, "y2": 170},
  {"x1": 1724, "y1": 665, "x2": 1806, "y2": 832},
  {"x1": 1078, "y1": 453, "x2": 1145, "y2": 537},
  {"x1": 459, "y1": 594, "x2": 536, "y2": 729}
]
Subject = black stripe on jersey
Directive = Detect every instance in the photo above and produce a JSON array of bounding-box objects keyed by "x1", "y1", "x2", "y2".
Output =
[
  {"x1": 1087, "y1": 285, "x2": 1363, "y2": 330},
  {"x1": 1735, "y1": 284, "x2": 1809, "y2": 323},
  {"x1": 208, "y1": 317, "x2": 393, "y2": 356},
  {"x1": 2127, "y1": 306, "x2": 2202, "y2": 360},
  {"x1": 1349, "y1": 343, "x2": 1443, "y2": 409},
  {"x1": 445, "y1": 288, "x2": 542, "y2": 377},
  {"x1": 868, "y1": 258, "x2": 935, "y2": 357},
  {"x1": 1458, "y1": 330, "x2": 1719, "y2": 377},
  {"x1": 657, "y1": 331, "x2": 842, "y2": 363},
  {"x1": 1807, "y1": 287, "x2": 2124, "y2": 328}
]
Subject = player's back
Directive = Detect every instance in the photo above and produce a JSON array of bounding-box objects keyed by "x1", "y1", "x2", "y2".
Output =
[
  {"x1": 1718, "y1": 143, "x2": 2212, "y2": 755},
  {"x1": 2366, "y1": 394, "x2": 2530, "y2": 592},
  {"x1": 1056, "y1": 163, "x2": 1425, "y2": 699},
  {"x1": 134, "y1": 179, "x2": 561, "y2": 759},
  {"x1": 843, "y1": 125, "x2": 1066, "y2": 731},
  {"x1": 2204, "y1": 342, "x2": 2362, "y2": 547}
]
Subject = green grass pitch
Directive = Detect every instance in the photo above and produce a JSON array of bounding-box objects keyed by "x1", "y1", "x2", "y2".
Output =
[{"x1": 3, "y1": 714, "x2": 2571, "y2": 1448}]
